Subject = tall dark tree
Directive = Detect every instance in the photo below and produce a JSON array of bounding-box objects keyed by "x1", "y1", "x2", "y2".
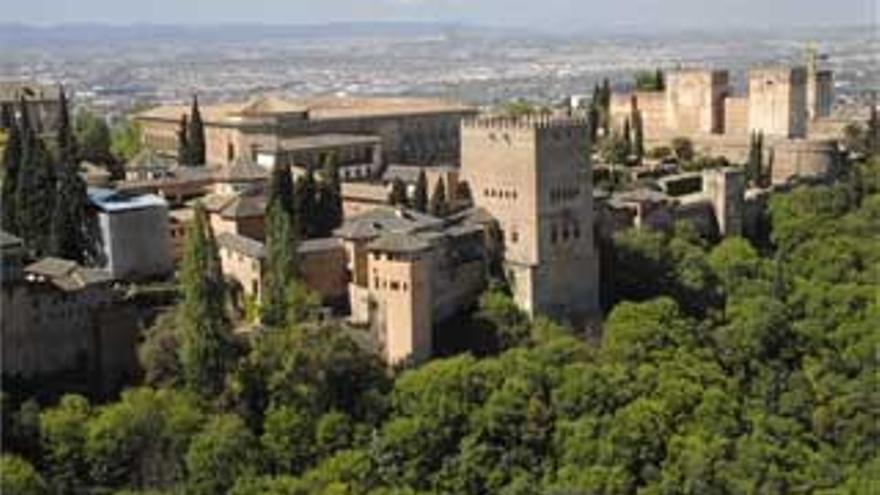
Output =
[
  {"x1": 294, "y1": 168, "x2": 318, "y2": 239},
  {"x1": 15, "y1": 99, "x2": 56, "y2": 255},
  {"x1": 261, "y1": 161, "x2": 298, "y2": 327},
  {"x1": 1, "y1": 113, "x2": 22, "y2": 233},
  {"x1": 746, "y1": 131, "x2": 764, "y2": 186},
  {"x1": 317, "y1": 154, "x2": 343, "y2": 237},
  {"x1": 622, "y1": 117, "x2": 633, "y2": 160},
  {"x1": 867, "y1": 102, "x2": 879, "y2": 155},
  {"x1": 178, "y1": 203, "x2": 235, "y2": 396},
  {"x1": 413, "y1": 169, "x2": 428, "y2": 213},
  {"x1": 388, "y1": 178, "x2": 408, "y2": 207},
  {"x1": 0, "y1": 103, "x2": 14, "y2": 129},
  {"x1": 601, "y1": 78, "x2": 612, "y2": 135},
  {"x1": 188, "y1": 95, "x2": 206, "y2": 166},
  {"x1": 429, "y1": 177, "x2": 448, "y2": 217},
  {"x1": 50, "y1": 87, "x2": 98, "y2": 264},
  {"x1": 655, "y1": 68, "x2": 665, "y2": 91},
  {"x1": 177, "y1": 114, "x2": 189, "y2": 165},
  {"x1": 633, "y1": 111, "x2": 645, "y2": 164}
]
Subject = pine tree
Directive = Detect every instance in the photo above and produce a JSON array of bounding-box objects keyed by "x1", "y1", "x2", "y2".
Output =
[
  {"x1": 388, "y1": 178, "x2": 408, "y2": 207},
  {"x1": 413, "y1": 169, "x2": 428, "y2": 213},
  {"x1": 188, "y1": 95, "x2": 206, "y2": 166},
  {"x1": 178, "y1": 203, "x2": 235, "y2": 396},
  {"x1": 317, "y1": 154, "x2": 342, "y2": 237},
  {"x1": 15, "y1": 99, "x2": 56, "y2": 255},
  {"x1": 1, "y1": 114, "x2": 22, "y2": 233},
  {"x1": 294, "y1": 168, "x2": 318, "y2": 239},
  {"x1": 49, "y1": 87, "x2": 98, "y2": 264},
  {"x1": 261, "y1": 161, "x2": 298, "y2": 327},
  {"x1": 177, "y1": 114, "x2": 189, "y2": 165},
  {"x1": 429, "y1": 177, "x2": 448, "y2": 217}
]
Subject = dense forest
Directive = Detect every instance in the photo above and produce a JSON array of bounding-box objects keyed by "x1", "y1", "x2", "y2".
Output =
[{"x1": 2, "y1": 146, "x2": 878, "y2": 493}]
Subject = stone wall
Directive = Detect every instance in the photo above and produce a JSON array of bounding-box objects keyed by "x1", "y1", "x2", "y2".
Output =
[{"x1": 99, "y1": 205, "x2": 173, "y2": 281}]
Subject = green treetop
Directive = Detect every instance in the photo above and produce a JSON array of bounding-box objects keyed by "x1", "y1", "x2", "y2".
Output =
[
  {"x1": 317, "y1": 153, "x2": 343, "y2": 237},
  {"x1": 429, "y1": 176, "x2": 448, "y2": 217},
  {"x1": 388, "y1": 177, "x2": 408, "y2": 207},
  {"x1": 1, "y1": 112, "x2": 22, "y2": 233},
  {"x1": 261, "y1": 161, "x2": 299, "y2": 328},
  {"x1": 187, "y1": 95, "x2": 206, "y2": 166},
  {"x1": 178, "y1": 203, "x2": 235, "y2": 396},
  {"x1": 412, "y1": 168, "x2": 428, "y2": 213}
]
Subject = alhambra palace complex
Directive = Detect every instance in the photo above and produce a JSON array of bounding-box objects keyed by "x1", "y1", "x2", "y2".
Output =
[{"x1": 1, "y1": 54, "x2": 863, "y2": 380}]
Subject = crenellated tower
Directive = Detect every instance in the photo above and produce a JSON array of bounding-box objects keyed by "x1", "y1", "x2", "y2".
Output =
[{"x1": 461, "y1": 116, "x2": 600, "y2": 323}]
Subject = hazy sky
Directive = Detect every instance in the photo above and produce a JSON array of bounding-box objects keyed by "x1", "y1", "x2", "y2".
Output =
[{"x1": 2, "y1": 0, "x2": 876, "y2": 31}]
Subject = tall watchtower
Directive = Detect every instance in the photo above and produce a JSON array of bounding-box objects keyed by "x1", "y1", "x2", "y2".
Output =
[
  {"x1": 748, "y1": 66, "x2": 808, "y2": 138},
  {"x1": 461, "y1": 116, "x2": 600, "y2": 323}
]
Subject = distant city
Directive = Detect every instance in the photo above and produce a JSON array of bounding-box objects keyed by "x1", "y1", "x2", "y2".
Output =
[{"x1": 1, "y1": 22, "x2": 877, "y2": 116}]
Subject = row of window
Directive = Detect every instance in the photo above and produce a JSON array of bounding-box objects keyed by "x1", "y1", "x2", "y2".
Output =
[
  {"x1": 373, "y1": 277, "x2": 410, "y2": 292},
  {"x1": 550, "y1": 223, "x2": 583, "y2": 244},
  {"x1": 550, "y1": 186, "x2": 580, "y2": 203},
  {"x1": 484, "y1": 188, "x2": 518, "y2": 200}
]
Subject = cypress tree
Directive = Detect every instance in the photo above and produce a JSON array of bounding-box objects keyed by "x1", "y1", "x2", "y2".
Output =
[
  {"x1": 261, "y1": 161, "x2": 298, "y2": 327},
  {"x1": 188, "y1": 95, "x2": 206, "y2": 166},
  {"x1": 178, "y1": 203, "x2": 234, "y2": 397},
  {"x1": 633, "y1": 110, "x2": 645, "y2": 164},
  {"x1": 429, "y1": 177, "x2": 448, "y2": 217},
  {"x1": 388, "y1": 178, "x2": 408, "y2": 207},
  {"x1": 601, "y1": 78, "x2": 612, "y2": 135},
  {"x1": 0, "y1": 103, "x2": 13, "y2": 129},
  {"x1": 177, "y1": 114, "x2": 189, "y2": 165},
  {"x1": 294, "y1": 168, "x2": 318, "y2": 239},
  {"x1": 15, "y1": 99, "x2": 56, "y2": 255},
  {"x1": 317, "y1": 154, "x2": 342, "y2": 237},
  {"x1": 1, "y1": 114, "x2": 21, "y2": 233},
  {"x1": 868, "y1": 103, "x2": 879, "y2": 155},
  {"x1": 622, "y1": 118, "x2": 632, "y2": 160},
  {"x1": 413, "y1": 169, "x2": 428, "y2": 213},
  {"x1": 49, "y1": 87, "x2": 98, "y2": 264},
  {"x1": 655, "y1": 68, "x2": 665, "y2": 91}
]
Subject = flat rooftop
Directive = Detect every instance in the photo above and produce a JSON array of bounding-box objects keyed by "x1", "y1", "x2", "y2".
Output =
[{"x1": 137, "y1": 95, "x2": 475, "y2": 124}]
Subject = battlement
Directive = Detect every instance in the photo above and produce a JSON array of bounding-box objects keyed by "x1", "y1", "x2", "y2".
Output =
[{"x1": 463, "y1": 115, "x2": 588, "y2": 132}]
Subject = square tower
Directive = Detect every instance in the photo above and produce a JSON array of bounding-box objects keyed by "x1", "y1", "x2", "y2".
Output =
[
  {"x1": 665, "y1": 69, "x2": 729, "y2": 135},
  {"x1": 366, "y1": 234, "x2": 434, "y2": 365},
  {"x1": 461, "y1": 117, "x2": 600, "y2": 323},
  {"x1": 748, "y1": 66, "x2": 808, "y2": 138}
]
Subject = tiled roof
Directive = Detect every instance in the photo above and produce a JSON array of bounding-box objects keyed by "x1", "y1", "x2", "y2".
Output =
[
  {"x1": 278, "y1": 133, "x2": 380, "y2": 152},
  {"x1": 298, "y1": 237, "x2": 343, "y2": 254},
  {"x1": 367, "y1": 232, "x2": 433, "y2": 253},
  {"x1": 220, "y1": 193, "x2": 267, "y2": 219},
  {"x1": 334, "y1": 206, "x2": 443, "y2": 240}
]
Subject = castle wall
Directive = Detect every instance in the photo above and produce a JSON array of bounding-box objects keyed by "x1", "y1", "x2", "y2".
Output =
[{"x1": 770, "y1": 139, "x2": 839, "y2": 184}]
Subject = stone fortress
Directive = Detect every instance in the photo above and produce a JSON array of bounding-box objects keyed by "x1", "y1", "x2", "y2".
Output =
[
  {"x1": 609, "y1": 48, "x2": 840, "y2": 184},
  {"x1": 3, "y1": 48, "x2": 865, "y2": 375}
]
